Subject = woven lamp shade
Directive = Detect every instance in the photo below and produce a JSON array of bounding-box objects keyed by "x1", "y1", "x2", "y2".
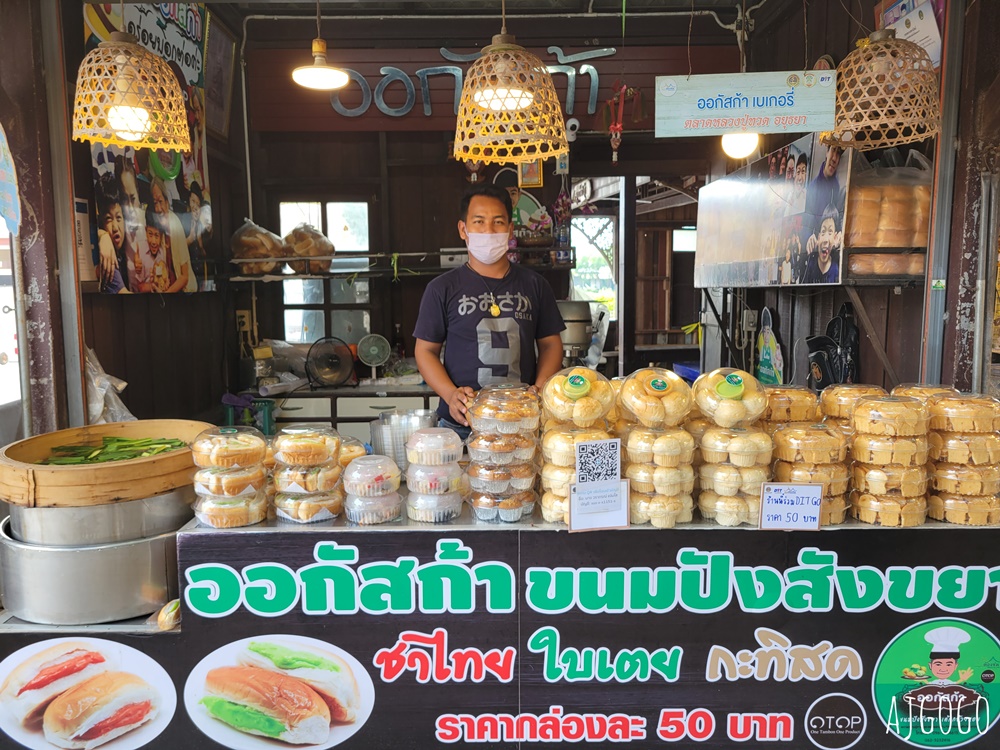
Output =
[
  {"x1": 72, "y1": 32, "x2": 191, "y2": 151},
  {"x1": 454, "y1": 36, "x2": 568, "y2": 165},
  {"x1": 822, "y1": 29, "x2": 940, "y2": 151}
]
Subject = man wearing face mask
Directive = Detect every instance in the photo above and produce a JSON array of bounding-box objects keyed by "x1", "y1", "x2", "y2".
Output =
[{"x1": 414, "y1": 184, "x2": 566, "y2": 437}]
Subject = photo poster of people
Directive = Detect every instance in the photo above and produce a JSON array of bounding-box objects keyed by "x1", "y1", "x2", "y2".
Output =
[
  {"x1": 694, "y1": 133, "x2": 848, "y2": 288},
  {"x1": 83, "y1": 3, "x2": 213, "y2": 294}
]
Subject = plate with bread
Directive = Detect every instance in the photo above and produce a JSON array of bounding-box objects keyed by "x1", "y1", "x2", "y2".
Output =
[
  {"x1": 0, "y1": 637, "x2": 176, "y2": 750},
  {"x1": 183, "y1": 635, "x2": 374, "y2": 749}
]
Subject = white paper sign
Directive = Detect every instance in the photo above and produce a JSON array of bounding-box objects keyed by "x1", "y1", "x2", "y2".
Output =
[
  {"x1": 759, "y1": 483, "x2": 824, "y2": 531},
  {"x1": 889, "y1": 1, "x2": 942, "y2": 67},
  {"x1": 569, "y1": 480, "x2": 630, "y2": 532}
]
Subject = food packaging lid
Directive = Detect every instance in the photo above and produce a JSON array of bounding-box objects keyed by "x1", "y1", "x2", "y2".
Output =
[
  {"x1": 773, "y1": 423, "x2": 847, "y2": 461},
  {"x1": 405, "y1": 427, "x2": 464, "y2": 452},
  {"x1": 274, "y1": 422, "x2": 340, "y2": 440},
  {"x1": 819, "y1": 384, "x2": 888, "y2": 415},
  {"x1": 891, "y1": 383, "x2": 960, "y2": 401},
  {"x1": 928, "y1": 393, "x2": 1000, "y2": 423},
  {"x1": 763, "y1": 385, "x2": 821, "y2": 418},
  {"x1": 541, "y1": 425, "x2": 613, "y2": 445},
  {"x1": 343, "y1": 454, "x2": 401, "y2": 482},
  {"x1": 470, "y1": 384, "x2": 540, "y2": 411},
  {"x1": 852, "y1": 395, "x2": 929, "y2": 430},
  {"x1": 773, "y1": 460, "x2": 849, "y2": 480}
]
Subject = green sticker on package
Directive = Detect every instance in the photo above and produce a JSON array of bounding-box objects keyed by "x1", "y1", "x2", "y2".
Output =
[
  {"x1": 649, "y1": 378, "x2": 668, "y2": 392},
  {"x1": 872, "y1": 618, "x2": 1000, "y2": 747},
  {"x1": 563, "y1": 374, "x2": 591, "y2": 400}
]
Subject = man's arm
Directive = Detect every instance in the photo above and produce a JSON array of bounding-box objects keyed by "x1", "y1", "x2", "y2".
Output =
[
  {"x1": 534, "y1": 334, "x2": 564, "y2": 388},
  {"x1": 414, "y1": 338, "x2": 474, "y2": 426}
]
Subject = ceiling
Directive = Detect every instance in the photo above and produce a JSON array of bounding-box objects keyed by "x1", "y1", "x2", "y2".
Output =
[{"x1": 209, "y1": 0, "x2": 750, "y2": 16}]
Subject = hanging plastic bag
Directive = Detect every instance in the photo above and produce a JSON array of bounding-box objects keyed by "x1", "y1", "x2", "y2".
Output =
[
  {"x1": 85, "y1": 347, "x2": 135, "y2": 424},
  {"x1": 755, "y1": 307, "x2": 784, "y2": 385}
]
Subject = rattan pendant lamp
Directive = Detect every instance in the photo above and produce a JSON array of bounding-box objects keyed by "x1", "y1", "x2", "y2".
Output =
[
  {"x1": 822, "y1": 28, "x2": 940, "y2": 151},
  {"x1": 453, "y1": 0, "x2": 568, "y2": 165},
  {"x1": 72, "y1": 4, "x2": 189, "y2": 150}
]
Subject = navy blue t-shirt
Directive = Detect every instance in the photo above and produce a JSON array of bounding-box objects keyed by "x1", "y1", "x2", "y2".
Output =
[{"x1": 413, "y1": 264, "x2": 566, "y2": 418}]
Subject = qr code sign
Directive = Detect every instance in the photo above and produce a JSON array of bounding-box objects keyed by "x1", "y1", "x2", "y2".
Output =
[{"x1": 575, "y1": 439, "x2": 621, "y2": 483}]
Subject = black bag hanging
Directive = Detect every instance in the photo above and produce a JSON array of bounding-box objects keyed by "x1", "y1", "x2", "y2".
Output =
[{"x1": 805, "y1": 303, "x2": 861, "y2": 390}]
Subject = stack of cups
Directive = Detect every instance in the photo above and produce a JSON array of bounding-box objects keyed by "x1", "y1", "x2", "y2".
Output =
[
  {"x1": 404, "y1": 428, "x2": 465, "y2": 523},
  {"x1": 618, "y1": 368, "x2": 695, "y2": 529},
  {"x1": 819, "y1": 384, "x2": 887, "y2": 459},
  {"x1": 760, "y1": 385, "x2": 821, "y2": 436},
  {"x1": 850, "y1": 396, "x2": 929, "y2": 527},
  {"x1": 538, "y1": 369, "x2": 617, "y2": 524},
  {"x1": 466, "y1": 385, "x2": 542, "y2": 522},
  {"x1": 926, "y1": 394, "x2": 1000, "y2": 526},
  {"x1": 692, "y1": 368, "x2": 770, "y2": 526},
  {"x1": 342, "y1": 455, "x2": 402, "y2": 524},
  {"x1": 773, "y1": 424, "x2": 850, "y2": 525},
  {"x1": 191, "y1": 425, "x2": 270, "y2": 528},
  {"x1": 272, "y1": 425, "x2": 345, "y2": 524}
]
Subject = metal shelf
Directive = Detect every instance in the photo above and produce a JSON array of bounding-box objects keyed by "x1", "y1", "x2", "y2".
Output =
[{"x1": 843, "y1": 274, "x2": 926, "y2": 287}]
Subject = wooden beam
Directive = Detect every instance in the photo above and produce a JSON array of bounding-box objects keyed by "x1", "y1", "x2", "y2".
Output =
[{"x1": 844, "y1": 286, "x2": 900, "y2": 388}]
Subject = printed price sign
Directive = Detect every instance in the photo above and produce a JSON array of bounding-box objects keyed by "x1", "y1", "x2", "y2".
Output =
[
  {"x1": 759, "y1": 483, "x2": 823, "y2": 531},
  {"x1": 569, "y1": 480, "x2": 629, "y2": 532}
]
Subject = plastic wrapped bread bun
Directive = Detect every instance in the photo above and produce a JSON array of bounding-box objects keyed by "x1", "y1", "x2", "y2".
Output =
[
  {"x1": 692, "y1": 368, "x2": 766, "y2": 428},
  {"x1": 772, "y1": 423, "x2": 847, "y2": 463},
  {"x1": 230, "y1": 218, "x2": 289, "y2": 275},
  {"x1": 284, "y1": 223, "x2": 334, "y2": 274},
  {"x1": 820, "y1": 383, "x2": 887, "y2": 419},
  {"x1": 763, "y1": 385, "x2": 821, "y2": 423},
  {"x1": 852, "y1": 396, "x2": 930, "y2": 437},
  {"x1": 927, "y1": 393, "x2": 1000, "y2": 434},
  {"x1": 617, "y1": 368, "x2": 693, "y2": 428},
  {"x1": 541, "y1": 367, "x2": 615, "y2": 428}
]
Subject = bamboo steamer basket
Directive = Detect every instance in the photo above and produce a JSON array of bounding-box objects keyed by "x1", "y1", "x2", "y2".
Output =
[{"x1": 0, "y1": 419, "x2": 212, "y2": 507}]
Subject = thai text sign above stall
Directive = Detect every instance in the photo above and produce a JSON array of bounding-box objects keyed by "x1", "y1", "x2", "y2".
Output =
[{"x1": 654, "y1": 71, "x2": 836, "y2": 137}]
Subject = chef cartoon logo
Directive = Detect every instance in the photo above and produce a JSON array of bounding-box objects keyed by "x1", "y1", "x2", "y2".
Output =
[{"x1": 872, "y1": 618, "x2": 1000, "y2": 748}]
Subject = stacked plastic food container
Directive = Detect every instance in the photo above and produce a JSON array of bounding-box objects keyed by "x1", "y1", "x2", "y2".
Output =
[
  {"x1": 773, "y1": 424, "x2": 850, "y2": 525},
  {"x1": 849, "y1": 396, "x2": 929, "y2": 527},
  {"x1": 342, "y1": 454, "x2": 402, "y2": 524},
  {"x1": 692, "y1": 368, "x2": 770, "y2": 526},
  {"x1": 618, "y1": 368, "x2": 695, "y2": 529},
  {"x1": 404, "y1": 428, "x2": 465, "y2": 523},
  {"x1": 538, "y1": 369, "x2": 616, "y2": 524},
  {"x1": 192, "y1": 426, "x2": 270, "y2": 528},
  {"x1": 271, "y1": 424, "x2": 345, "y2": 524},
  {"x1": 820, "y1": 384, "x2": 887, "y2": 458},
  {"x1": 926, "y1": 394, "x2": 1000, "y2": 526},
  {"x1": 760, "y1": 385, "x2": 821, "y2": 435},
  {"x1": 465, "y1": 385, "x2": 541, "y2": 522}
]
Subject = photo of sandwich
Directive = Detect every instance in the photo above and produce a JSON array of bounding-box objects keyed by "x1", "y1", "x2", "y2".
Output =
[
  {"x1": 0, "y1": 638, "x2": 176, "y2": 750},
  {"x1": 184, "y1": 635, "x2": 374, "y2": 750}
]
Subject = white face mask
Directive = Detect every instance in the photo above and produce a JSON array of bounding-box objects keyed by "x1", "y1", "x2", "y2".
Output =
[{"x1": 466, "y1": 232, "x2": 509, "y2": 265}]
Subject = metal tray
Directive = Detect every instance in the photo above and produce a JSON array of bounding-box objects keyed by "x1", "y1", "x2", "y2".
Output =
[
  {"x1": 8, "y1": 487, "x2": 194, "y2": 547},
  {"x1": 0, "y1": 517, "x2": 178, "y2": 625}
]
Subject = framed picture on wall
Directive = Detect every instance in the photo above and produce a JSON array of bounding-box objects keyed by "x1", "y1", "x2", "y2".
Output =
[
  {"x1": 518, "y1": 159, "x2": 543, "y2": 189},
  {"x1": 205, "y1": 13, "x2": 237, "y2": 139}
]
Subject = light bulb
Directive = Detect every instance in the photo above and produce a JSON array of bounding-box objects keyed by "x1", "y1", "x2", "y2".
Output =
[
  {"x1": 108, "y1": 83, "x2": 150, "y2": 142},
  {"x1": 293, "y1": 40, "x2": 348, "y2": 91},
  {"x1": 473, "y1": 87, "x2": 533, "y2": 112},
  {"x1": 721, "y1": 132, "x2": 760, "y2": 159}
]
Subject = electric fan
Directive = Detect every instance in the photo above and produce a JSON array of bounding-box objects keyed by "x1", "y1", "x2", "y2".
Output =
[
  {"x1": 357, "y1": 333, "x2": 392, "y2": 380},
  {"x1": 305, "y1": 337, "x2": 355, "y2": 387}
]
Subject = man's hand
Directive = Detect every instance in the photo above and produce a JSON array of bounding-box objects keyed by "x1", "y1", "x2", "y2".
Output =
[
  {"x1": 959, "y1": 668, "x2": 974, "y2": 683},
  {"x1": 97, "y1": 230, "x2": 116, "y2": 284},
  {"x1": 806, "y1": 233, "x2": 819, "y2": 256},
  {"x1": 447, "y1": 386, "x2": 476, "y2": 426}
]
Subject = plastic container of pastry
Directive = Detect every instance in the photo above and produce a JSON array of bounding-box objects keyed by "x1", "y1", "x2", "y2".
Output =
[
  {"x1": 891, "y1": 383, "x2": 960, "y2": 402},
  {"x1": 699, "y1": 463, "x2": 769, "y2": 497},
  {"x1": 405, "y1": 462, "x2": 465, "y2": 495},
  {"x1": 691, "y1": 368, "x2": 767, "y2": 428},
  {"x1": 541, "y1": 426, "x2": 613, "y2": 466},
  {"x1": 541, "y1": 367, "x2": 616, "y2": 428},
  {"x1": 466, "y1": 462, "x2": 536, "y2": 494},
  {"x1": 927, "y1": 493, "x2": 1000, "y2": 526},
  {"x1": 406, "y1": 491, "x2": 464, "y2": 523},
  {"x1": 851, "y1": 396, "x2": 930, "y2": 437},
  {"x1": 191, "y1": 425, "x2": 268, "y2": 469},
  {"x1": 629, "y1": 491, "x2": 694, "y2": 528},
  {"x1": 404, "y1": 428, "x2": 464, "y2": 466},
  {"x1": 852, "y1": 434, "x2": 929, "y2": 466},
  {"x1": 626, "y1": 463, "x2": 695, "y2": 496},
  {"x1": 272, "y1": 462, "x2": 343, "y2": 494},
  {"x1": 773, "y1": 461, "x2": 849, "y2": 496},
  {"x1": 625, "y1": 427, "x2": 695, "y2": 467},
  {"x1": 930, "y1": 462, "x2": 1000, "y2": 496},
  {"x1": 194, "y1": 465, "x2": 268, "y2": 497},
  {"x1": 617, "y1": 368, "x2": 693, "y2": 428},
  {"x1": 699, "y1": 427, "x2": 773, "y2": 466},
  {"x1": 342, "y1": 455, "x2": 401, "y2": 496},
  {"x1": 927, "y1": 394, "x2": 1000, "y2": 434},
  {"x1": 763, "y1": 385, "x2": 821, "y2": 423},
  {"x1": 697, "y1": 491, "x2": 760, "y2": 527},
  {"x1": 823, "y1": 416, "x2": 854, "y2": 443},
  {"x1": 339, "y1": 436, "x2": 368, "y2": 468},
  {"x1": 928, "y1": 432, "x2": 1000, "y2": 466},
  {"x1": 344, "y1": 492, "x2": 403, "y2": 525},
  {"x1": 193, "y1": 490, "x2": 267, "y2": 528},
  {"x1": 466, "y1": 431, "x2": 537, "y2": 465},
  {"x1": 850, "y1": 492, "x2": 927, "y2": 527},
  {"x1": 469, "y1": 490, "x2": 536, "y2": 523},
  {"x1": 540, "y1": 491, "x2": 569, "y2": 524},
  {"x1": 540, "y1": 463, "x2": 577, "y2": 497},
  {"x1": 819, "y1": 384, "x2": 887, "y2": 419},
  {"x1": 852, "y1": 463, "x2": 928, "y2": 497},
  {"x1": 467, "y1": 385, "x2": 540, "y2": 434},
  {"x1": 759, "y1": 420, "x2": 816, "y2": 437},
  {"x1": 772, "y1": 423, "x2": 848, "y2": 463},
  {"x1": 820, "y1": 495, "x2": 849, "y2": 526},
  {"x1": 272, "y1": 424, "x2": 342, "y2": 466},
  {"x1": 274, "y1": 488, "x2": 345, "y2": 524}
]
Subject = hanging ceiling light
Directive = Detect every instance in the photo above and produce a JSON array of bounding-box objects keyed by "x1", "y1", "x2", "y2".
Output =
[
  {"x1": 453, "y1": 0, "x2": 568, "y2": 165},
  {"x1": 293, "y1": 1, "x2": 349, "y2": 91},
  {"x1": 822, "y1": 28, "x2": 940, "y2": 151},
  {"x1": 72, "y1": 27, "x2": 190, "y2": 150},
  {"x1": 721, "y1": 132, "x2": 760, "y2": 160}
]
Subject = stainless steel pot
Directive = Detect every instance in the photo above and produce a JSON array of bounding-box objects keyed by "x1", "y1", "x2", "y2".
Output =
[
  {"x1": 557, "y1": 300, "x2": 594, "y2": 357},
  {"x1": 0, "y1": 517, "x2": 178, "y2": 625},
  {"x1": 8, "y1": 486, "x2": 194, "y2": 547}
]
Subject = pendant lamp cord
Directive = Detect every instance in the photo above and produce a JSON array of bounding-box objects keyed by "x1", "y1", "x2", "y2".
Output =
[
  {"x1": 316, "y1": 0, "x2": 322, "y2": 38},
  {"x1": 500, "y1": 0, "x2": 507, "y2": 35},
  {"x1": 119, "y1": 0, "x2": 124, "y2": 32}
]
